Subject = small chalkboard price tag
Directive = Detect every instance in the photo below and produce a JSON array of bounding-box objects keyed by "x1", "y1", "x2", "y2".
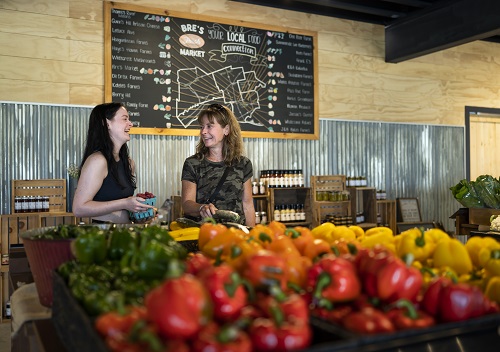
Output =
[{"x1": 397, "y1": 198, "x2": 422, "y2": 222}]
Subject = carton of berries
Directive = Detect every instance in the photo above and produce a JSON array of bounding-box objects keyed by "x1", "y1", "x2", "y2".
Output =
[{"x1": 129, "y1": 191, "x2": 156, "y2": 221}]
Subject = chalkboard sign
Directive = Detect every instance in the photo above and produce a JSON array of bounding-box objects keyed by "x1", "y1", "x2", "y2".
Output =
[
  {"x1": 104, "y1": 2, "x2": 318, "y2": 139},
  {"x1": 397, "y1": 198, "x2": 422, "y2": 222}
]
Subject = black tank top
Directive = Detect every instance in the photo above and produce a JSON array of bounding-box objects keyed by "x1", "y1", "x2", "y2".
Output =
[{"x1": 93, "y1": 159, "x2": 134, "y2": 201}]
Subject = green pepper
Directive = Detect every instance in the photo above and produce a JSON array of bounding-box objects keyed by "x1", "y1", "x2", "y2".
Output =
[
  {"x1": 58, "y1": 260, "x2": 80, "y2": 280},
  {"x1": 82, "y1": 290, "x2": 125, "y2": 316},
  {"x1": 138, "y1": 226, "x2": 175, "y2": 247},
  {"x1": 72, "y1": 229, "x2": 107, "y2": 264},
  {"x1": 69, "y1": 273, "x2": 110, "y2": 301},
  {"x1": 107, "y1": 228, "x2": 138, "y2": 260},
  {"x1": 83, "y1": 263, "x2": 116, "y2": 282},
  {"x1": 131, "y1": 241, "x2": 186, "y2": 280}
]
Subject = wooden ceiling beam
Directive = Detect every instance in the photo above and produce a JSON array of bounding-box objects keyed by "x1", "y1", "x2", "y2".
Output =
[{"x1": 385, "y1": 0, "x2": 500, "y2": 63}]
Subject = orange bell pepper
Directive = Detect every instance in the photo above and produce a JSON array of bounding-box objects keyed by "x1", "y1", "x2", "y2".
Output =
[
  {"x1": 202, "y1": 227, "x2": 246, "y2": 259},
  {"x1": 248, "y1": 224, "x2": 274, "y2": 247},
  {"x1": 267, "y1": 221, "x2": 287, "y2": 238},
  {"x1": 286, "y1": 227, "x2": 314, "y2": 256},
  {"x1": 303, "y1": 238, "x2": 332, "y2": 261},
  {"x1": 223, "y1": 240, "x2": 262, "y2": 272},
  {"x1": 198, "y1": 221, "x2": 228, "y2": 251}
]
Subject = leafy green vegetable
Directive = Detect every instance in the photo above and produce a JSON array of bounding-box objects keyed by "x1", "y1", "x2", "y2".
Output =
[
  {"x1": 473, "y1": 175, "x2": 500, "y2": 208},
  {"x1": 450, "y1": 179, "x2": 484, "y2": 208}
]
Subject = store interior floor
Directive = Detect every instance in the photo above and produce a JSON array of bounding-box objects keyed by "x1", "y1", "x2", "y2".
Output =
[{"x1": 0, "y1": 320, "x2": 11, "y2": 351}]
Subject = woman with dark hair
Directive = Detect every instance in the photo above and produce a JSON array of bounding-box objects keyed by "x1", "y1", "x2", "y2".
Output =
[
  {"x1": 181, "y1": 103, "x2": 256, "y2": 226},
  {"x1": 72, "y1": 102, "x2": 153, "y2": 223}
]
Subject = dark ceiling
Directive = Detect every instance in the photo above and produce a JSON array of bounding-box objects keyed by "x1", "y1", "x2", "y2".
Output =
[{"x1": 230, "y1": 0, "x2": 500, "y2": 63}]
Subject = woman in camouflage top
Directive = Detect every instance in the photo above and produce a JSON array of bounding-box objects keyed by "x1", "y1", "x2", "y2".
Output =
[{"x1": 181, "y1": 103, "x2": 256, "y2": 226}]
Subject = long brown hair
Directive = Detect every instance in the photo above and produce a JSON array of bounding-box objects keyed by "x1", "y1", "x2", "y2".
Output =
[
  {"x1": 195, "y1": 103, "x2": 244, "y2": 165},
  {"x1": 79, "y1": 102, "x2": 136, "y2": 189}
]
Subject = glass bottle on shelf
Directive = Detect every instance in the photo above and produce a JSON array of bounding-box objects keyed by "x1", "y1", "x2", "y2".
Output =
[
  {"x1": 273, "y1": 205, "x2": 281, "y2": 221},
  {"x1": 298, "y1": 169, "x2": 304, "y2": 187}
]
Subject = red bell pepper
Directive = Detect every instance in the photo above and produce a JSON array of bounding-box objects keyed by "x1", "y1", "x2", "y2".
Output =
[
  {"x1": 421, "y1": 276, "x2": 499, "y2": 322},
  {"x1": 306, "y1": 254, "x2": 361, "y2": 309},
  {"x1": 95, "y1": 305, "x2": 147, "y2": 338},
  {"x1": 311, "y1": 304, "x2": 353, "y2": 324},
  {"x1": 197, "y1": 263, "x2": 248, "y2": 322},
  {"x1": 342, "y1": 307, "x2": 395, "y2": 334},
  {"x1": 386, "y1": 299, "x2": 435, "y2": 330},
  {"x1": 192, "y1": 321, "x2": 252, "y2": 352},
  {"x1": 145, "y1": 273, "x2": 212, "y2": 339},
  {"x1": 257, "y1": 286, "x2": 310, "y2": 324},
  {"x1": 242, "y1": 249, "x2": 288, "y2": 291},
  {"x1": 357, "y1": 247, "x2": 422, "y2": 303},
  {"x1": 249, "y1": 316, "x2": 311, "y2": 352},
  {"x1": 249, "y1": 286, "x2": 312, "y2": 351},
  {"x1": 186, "y1": 252, "x2": 213, "y2": 276}
]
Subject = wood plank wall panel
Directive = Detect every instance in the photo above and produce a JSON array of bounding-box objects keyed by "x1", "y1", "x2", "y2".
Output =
[{"x1": 0, "y1": 0, "x2": 499, "y2": 122}]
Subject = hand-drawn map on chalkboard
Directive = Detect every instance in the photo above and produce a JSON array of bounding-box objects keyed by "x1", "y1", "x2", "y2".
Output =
[{"x1": 104, "y1": 2, "x2": 318, "y2": 139}]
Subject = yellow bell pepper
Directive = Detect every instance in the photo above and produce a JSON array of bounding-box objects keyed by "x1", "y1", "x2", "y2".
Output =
[
  {"x1": 330, "y1": 225, "x2": 357, "y2": 242},
  {"x1": 458, "y1": 269, "x2": 486, "y2": 290},
  {"x1": 348, "y1": 225, "x2": 365, "y2": 240},
  {"x1": 477, "y1": 241, "x2": 500, "y2": 276},
  {"x1": 311, "y1": 222, "x2": 335, "y2": 243},
  {"x1": 360, "y1": 230, "x2": 395, "y2": 253},
  {"x1": 396, "y1": 227, "x2": 435, "y2": 262},
  {"x1": 484, "y1": 276, "x2": 500, "y2": 304},
  {"x1": 425, "y1": 228, "x2": 451, "y2": 244},
  {"x1": 466, "y1": 236, "x2": 500, "y2": 268},
  {"x1": 433, "y1": 238, "x2": 472, "y2": 275},
  {"x1": 365, "y1": 226, "x2": 393, "y2": 237}
]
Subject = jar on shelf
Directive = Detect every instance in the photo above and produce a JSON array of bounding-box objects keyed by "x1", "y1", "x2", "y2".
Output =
[
  {"x1": 252, "y1": 181, "x2": 259, "y2": 195},
  {"x1": 259, "y1": 181, "x2": 266, "y2": 195}
]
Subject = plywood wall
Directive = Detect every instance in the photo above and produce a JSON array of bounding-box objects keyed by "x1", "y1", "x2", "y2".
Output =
[{"x1": 1, "y1": 0, "x2": 500, "y2": 125}]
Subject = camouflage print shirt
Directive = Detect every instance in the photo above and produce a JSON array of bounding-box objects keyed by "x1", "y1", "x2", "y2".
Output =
[{"x1": 181, "y1": 155, "x2": 253, "y2": 224}]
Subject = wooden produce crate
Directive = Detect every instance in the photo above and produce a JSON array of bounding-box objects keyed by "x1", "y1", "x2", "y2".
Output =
[
  {"x1": 469, "y1": 208, "x2": 500, "y2": 226},
  {"x1": 314, "y1": 202, "x2": 351, "y2": 227},
  {"x1": 377, "y1": 199, "x2": 397, "y2": 234},
  {"x1": 12, "y1": 179, "x2": 67, "y2": 213},
  {"x1": 311, "y1": 175, "x2": 346, "y2": 201},
  {"x1": 311, "y1": 175, "x2": 348, "y2": 227},
  {"x1": 0, "y1": 214, "x2": 41, "y2": 255}
]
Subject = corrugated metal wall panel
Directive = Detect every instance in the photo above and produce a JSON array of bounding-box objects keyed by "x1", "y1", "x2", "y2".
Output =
[{"x1": 0, "y1": 102, "x2": 464, "y2": 231}]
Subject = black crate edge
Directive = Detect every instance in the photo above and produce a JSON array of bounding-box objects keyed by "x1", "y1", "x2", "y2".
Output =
[{"x1": 52, "y1": 272, "x2": 108, "y2": 352}]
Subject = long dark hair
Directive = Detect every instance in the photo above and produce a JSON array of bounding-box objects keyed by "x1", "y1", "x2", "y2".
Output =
[
  {"x1": 79, "y1": 102, "x2": 136, "y2": 189},
  {"x1": 195, "y1": 103, "x2": 244, "y2": 165}
]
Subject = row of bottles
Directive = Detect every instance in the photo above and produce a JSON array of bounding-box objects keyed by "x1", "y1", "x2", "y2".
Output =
[
  {"x1": 346, "y1": 176, "x2": 368, "y2": 187},
  {"x1": 376, "y1": 190, "x2": 387, "y2": 200},
  {"x1": 273, "y1": 204, "x2": 306, "y2": 222},
  {"x1": 14, "y1": 196, "x2": 50, "y2": 213},
  {"x1": 260, "y1": 170, "x2": 304, "y2": 189}
]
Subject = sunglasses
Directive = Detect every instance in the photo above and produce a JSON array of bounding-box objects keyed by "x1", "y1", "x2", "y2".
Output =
[{"x1": 208, "y1": 103, "x2": 226, "y2": 113}]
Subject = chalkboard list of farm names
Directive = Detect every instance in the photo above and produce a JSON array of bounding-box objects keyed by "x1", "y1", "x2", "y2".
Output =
[{"x1": 109, "y1": 6, "x2": 316, "y2": 135}]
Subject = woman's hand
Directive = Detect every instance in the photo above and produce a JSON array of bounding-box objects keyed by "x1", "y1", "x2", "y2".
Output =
[
  {"x1": 199, "y1": 203, "x2": 218, "y2": 218},
  {"x1": 126, "y1": 196, "x2": 155, "y2": 213}
]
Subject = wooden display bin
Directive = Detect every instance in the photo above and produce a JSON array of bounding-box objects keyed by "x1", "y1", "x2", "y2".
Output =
[
  {"x1": 11, "y1": 179, "x2": 67, "y2": 213},
  {"x1": 311, "y1": 175, "x2": 349, "y2": 227},
  {"x1": 377, "y1": 199, "x2": 397, "y2": 234},
  {"x1": 468, "y1": 208, "x2": 500, "y2": 226}
]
